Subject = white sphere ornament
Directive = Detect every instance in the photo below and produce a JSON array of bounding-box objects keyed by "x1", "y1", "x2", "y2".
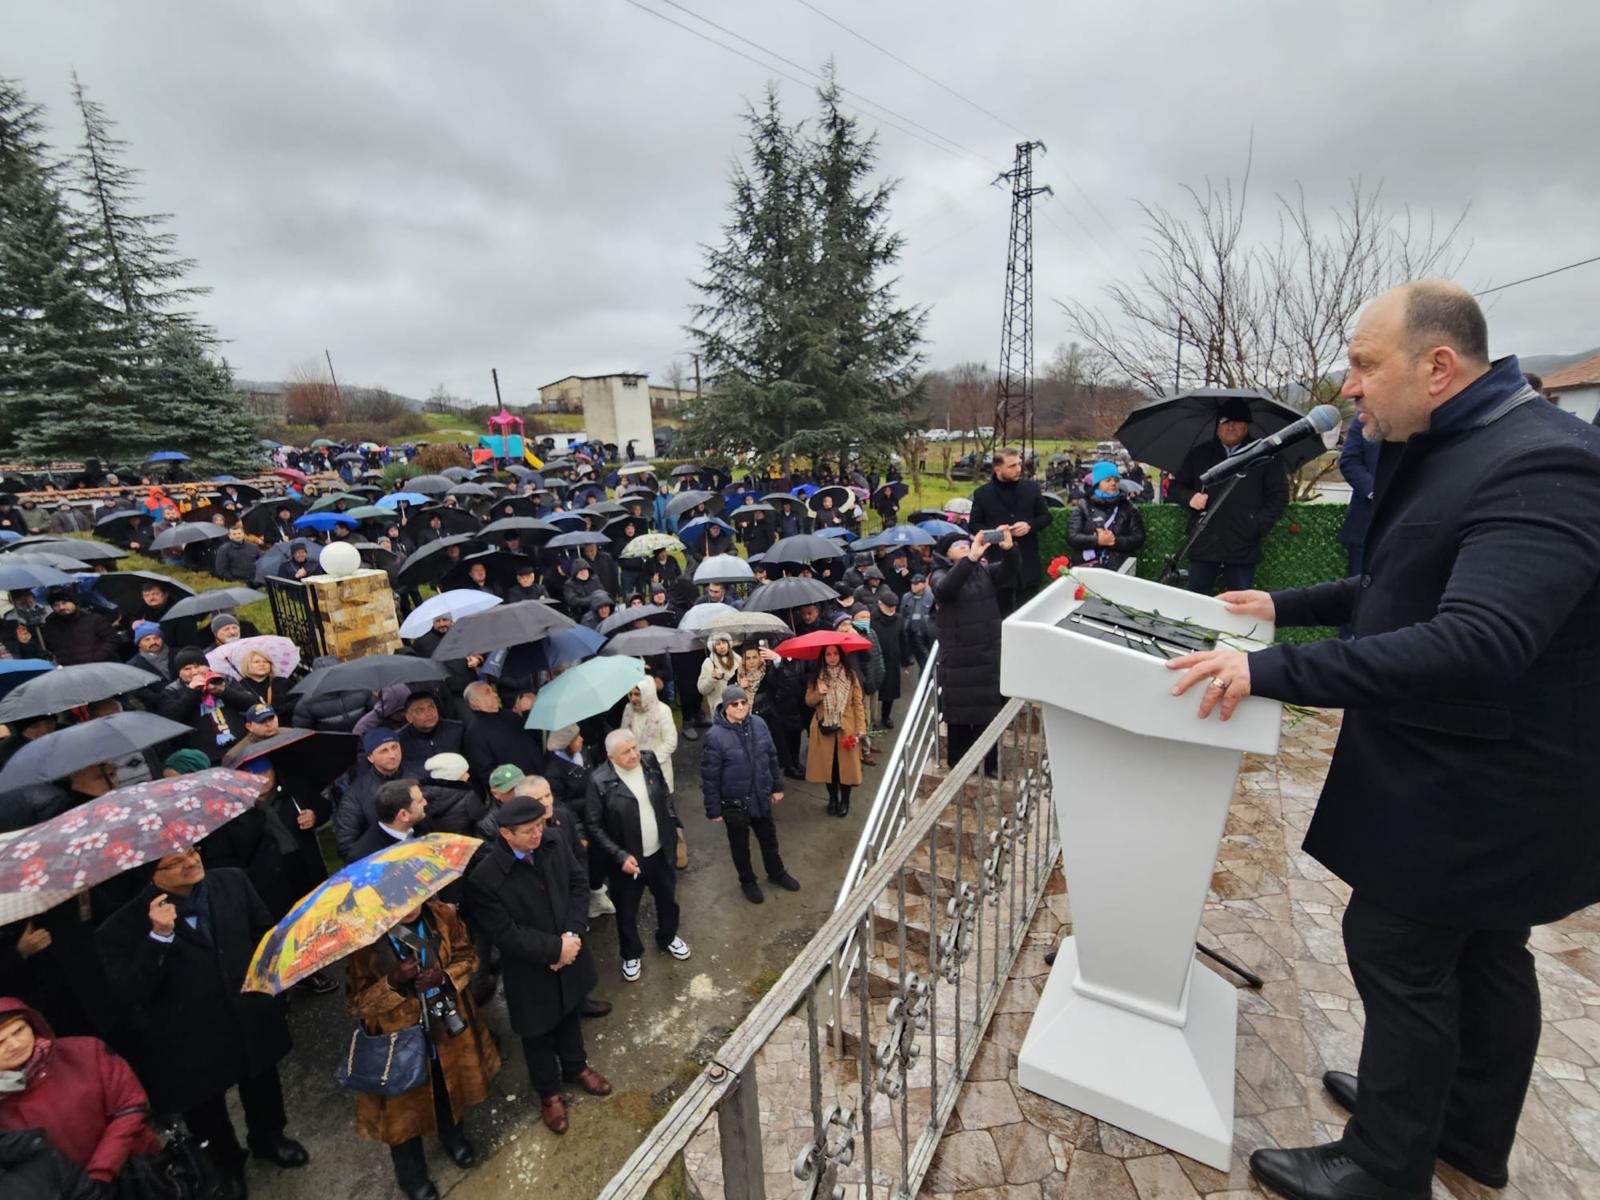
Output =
[{"x1": 319, "y1": 541, "x2": 362, "y2": 578}]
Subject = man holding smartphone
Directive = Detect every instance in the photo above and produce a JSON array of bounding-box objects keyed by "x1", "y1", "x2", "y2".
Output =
[{"x1": 968, "y1": 447, "x2": 1052, "y2": 614}]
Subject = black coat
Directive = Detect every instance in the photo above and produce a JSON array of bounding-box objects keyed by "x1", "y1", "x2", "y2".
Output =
[
  {"x1": 332, "y1": 764, "x2": 403, "y2": 859},
  {"x1": 1250, "y1": 359, "x2": 1600, "y2": 929},
  {"x1": 968, "y1": 476, "x2": 1053, "y2": 591},
  {"x1": 933, "y1": 556, "x2": 1004, "y2": 726},
  {"x1": 544, "y1": 753, "x2": 589, "y2": 812},
  {"x1": 396, "y1": 719, "x2": 464, "y2": 778},
  {"x1": 96, "y1": 868, "x2": 291, "y2": 1113},
  {"x1": 1337, "y1": 428, "x2": 1382, "y2": 548},
  {"x1": 1167, "y1": 441, "x2": 1289, "y2": 565},
  {"x1": 154, "y1": 679, "x2": 255, "y2": 763},
  {"x1": 1066, "y1": 495, "x2": 1146, "y2": 571},
  {"x1": 212, "y1": 539, "x2": 261, "y2": 583},
  {"x1": 465, "y1": 833, "x2": 596, "y2": 1038},
  {"x1": 583, "y1": 752, "x2": 678, "y2": 868}
]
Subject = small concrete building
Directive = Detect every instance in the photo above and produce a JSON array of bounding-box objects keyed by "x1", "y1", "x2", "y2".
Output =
[
  {"x1": 1544, "y1": 353, "x2": 1600, "y2": 422},
  {"x1": 537, "y1": 373, "x2": 656, "y2": 457}
]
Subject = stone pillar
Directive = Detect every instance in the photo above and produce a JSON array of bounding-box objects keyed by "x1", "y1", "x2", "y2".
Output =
[{"x1": 302, "y1": 568, "x2": 401, "y2": 660}]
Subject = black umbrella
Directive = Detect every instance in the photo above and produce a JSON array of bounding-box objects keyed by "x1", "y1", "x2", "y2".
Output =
[
  {"x1": 406, "y1": 474, "x2": 454, "y2": 495},
  {"x1": 439, "y1": 550, "x2": 536, "y2": 591},
  {"x1": 486, "y1": 496, "x2": 543, "y2": 520},
  {"x1": 808, "y1": 485, "x2": 852, "y2": 514},
  {"x1": 601, "y1": 626, "x2": 701, "y2": 656},
  {"x1": 669, "y1": 464, "x2": 704, "y2": 478},
  {"x1": 150, "y1": 523, "x2": 228, "y2": 552},
  {"x1": 728, "y1": 502, "x2": 776, "y2": 525},
  {"x1": 664, "y1": 489, "x2": 721, "y2": 520},
  {"x1": 90, "y1": 571, "x2": 197, "y2": 612},
  {"x1": 0, "y1": 712, "x2": 192, "y2": 790},
  {"x1": 405, "y1": 505, "x2": 481, "y2": 537},
  {"x1": 447, "y1": 482, "x2": 494, "y2": 499},
  {"x1": 441, "y1": 467, "x2": 474, "y2": 482},
  {"x1": 744, "y1": 576, "x2": 840, "y2": 612},
  {"x1": 428, "y1": 601, "x2": 576, "y2": 659},
  {"x1": 480, "y1": 517, "x2": 558, "y2": 545},
  {"x1": 241, "y1": 498, "x2": 306, "y2": 538},
  {"x1": 0, "y1": 662, "x2": 164, "y2": 724},
  {"x1": 334, "y1": 452, "x2": 364, "y2": 463},
  {"x1": 764, "y1": 534, "x2": 848, "y2": 566},
  {"x1": 394, "y1": 535, "x2": 486, "y2": 588},
  {"x1": 0, "y1": 538, "x2": 126, "y2": 562},
  {"x1": 291, "y1": 654, "x2": 447, "y2": 701},
  {"x1": 161, "y1": 587, "x2": 266, "y2": 622},
  {"x1": 546, "y1": 531, "x2": 611, "y2": 550},
  {"x1": 1114, "y1": 389, "x2": 1321, "y2": 475},
  {"x1": 4, "y1": 550, "x2": 93, "y2": 573},
  {"x1": 597, "y1": 603, "x2": 672, "y2": 637},
  {"x1": 350, "y1": 541, "x2": 399, "y2": 570},
  {"x1": 93, "y1": 510, "x2": 153, "y2": 538},
  {"x1": 229, "y1": 728, "x2": 357, "y2": 792}
]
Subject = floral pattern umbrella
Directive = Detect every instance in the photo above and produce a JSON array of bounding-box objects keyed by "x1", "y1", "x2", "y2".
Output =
[
  {"x1": 242, "y1": 833, "x2": 482, "y2": 994},
  {"x1": 206, "y1": 634, "x2": 302, "y2": 680},
  {"x1": 0, "y1": 769, "x2": 263, "y2": 895}
]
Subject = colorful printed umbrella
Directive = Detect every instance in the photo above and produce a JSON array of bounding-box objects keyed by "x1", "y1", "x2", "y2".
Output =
[
  {"x1": 242, "y1": 833, "x2": 482, "y2": 994},
  {"x1": 206, "y1": 634, "x2": 302, "y2": 681},
  {"x1": 620, "y1": 532, "x2": 685, "y2": 558},
  {"x1": 0, "y1": 768, "x2": 262, "y2": 895},
  {"x1": 773, "y1": 630, "x2": 872, "y2": 660}
]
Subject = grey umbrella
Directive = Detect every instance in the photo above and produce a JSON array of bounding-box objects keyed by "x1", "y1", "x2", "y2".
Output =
[
  {"x1": 0, "y1": 712, "x2": 193, "y2": 790},
  {"x1": 600, "y1": 626, "x2": 702, "y2": 656},
  {"x1": 429, "y1": 601, "x2": 576, "y2": 659},
  {"x1": 0, "y1": 662, "x2": 165, "y2": 724},
  {"x1": 744, "y1": 576, "x2": 840, "y2": 612},
  {"x1": 597, "y1": 603, "x2": 672, "y2": 638},
  {"x1": 664, "y1": 489, "x2": 721, "y2": 520},
  {"x1": 406, "y1": 474, "x2": 454, "y2": 495},
  {"x1": 150, "y1": 523, "x2": 229, "y2": 552},
  {"x1": 0, "y1": 561, "x2": 78, "y2": 590},
  {"x1": 0, "y1": 538, "x2": 127, "y2": 562},
  {"x1": 764, "y1": 534, "x2": 848, "y2": 566},
  {"x1": 692, "y1": 555, "x2": 755, "y2": 585},
  {"x1": 161, "y1": 587, "x2": 267, "y2": 622}
]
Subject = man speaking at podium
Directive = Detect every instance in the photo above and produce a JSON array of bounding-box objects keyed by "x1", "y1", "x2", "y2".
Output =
[{"x1": 1167, "y1": 281, "x2": 1600, "y2": 1200}]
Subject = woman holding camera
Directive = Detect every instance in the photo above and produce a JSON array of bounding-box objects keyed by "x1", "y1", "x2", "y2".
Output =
[
  {"x1": 803, "y1": 644, "x2": 868, "y2": 817},
  {"x1": 344, "y1": 900, "x2": 501, "y2": 1200}
]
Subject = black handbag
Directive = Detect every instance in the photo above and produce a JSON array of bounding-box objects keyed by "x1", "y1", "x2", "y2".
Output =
[
  {"x1": 334, "y1": 1022, "x2": 429, "y2": 1096},
  {"x1": 817, "y1": 722, "x2": 842, "y2": 736},
  {"x1": 114, "y1": 1133, "x2": 219, "y2": 1200}
]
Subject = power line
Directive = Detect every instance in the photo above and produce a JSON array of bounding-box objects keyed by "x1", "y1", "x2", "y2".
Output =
[
  {"x1": 1473, "y1": 254, "x2": 1600, "y2": 297},
  {"x1": 792, "y1": 0, "x2": 1030, "y2": 139},
  {"x1": 642, "y1": 0, "x2": 1001, "y2": 171}
]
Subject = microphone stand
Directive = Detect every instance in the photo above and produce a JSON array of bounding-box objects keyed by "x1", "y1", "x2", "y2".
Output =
[{"x1": 1158, "y1": 464, "x2": 1253, "y2": 587}]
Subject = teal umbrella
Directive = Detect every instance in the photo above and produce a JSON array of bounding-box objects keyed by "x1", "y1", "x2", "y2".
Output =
[{"x1": 523, "y1": 656, "x2": 645, "y2": 730}]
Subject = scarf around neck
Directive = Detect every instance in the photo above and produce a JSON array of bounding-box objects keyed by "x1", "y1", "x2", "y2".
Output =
[
  {"x1": 736, "y1": 658, "x2": 767, "y2": 699},
  {"x1": 819, "y1": 661, "x2": 850, "y2": 728},
  {"x1": 0, "y1": 1037, "x2": 53, "y2": 1093}
]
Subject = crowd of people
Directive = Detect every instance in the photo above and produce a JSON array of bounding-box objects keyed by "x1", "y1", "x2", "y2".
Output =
[{"x1": 0, "y1": 443, "x2": 1058, "y2": 1200}]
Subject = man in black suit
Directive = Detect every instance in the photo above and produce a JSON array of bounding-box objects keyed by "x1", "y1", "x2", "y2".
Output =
[
  {"x1": 1169, "y1": 281, "x2": 1600, "y2": 1200},
  {"x1": 465, "y1": 795, "x2": 612, "y2": 1135},
  {"x1": 967, "y1": 446, "x2": 1052, "y2": 614},
  {"x1": 1167, "y1": 396, "x2": 1290, "y2": 595},
  {"x1": 347, "y1": 778, "x2": 429, "y2": 862}
]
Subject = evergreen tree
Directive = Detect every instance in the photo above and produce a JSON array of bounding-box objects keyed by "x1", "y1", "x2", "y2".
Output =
[
  {"x1": 0, "y1": 78, "x2": 132, "y2": 458},
  {"x1": 683, "y1": 73, "x2": 924, "y2": 471}
]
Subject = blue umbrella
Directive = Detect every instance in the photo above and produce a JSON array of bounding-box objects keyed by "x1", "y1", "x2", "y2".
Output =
[
  {"x1": 791, "y1": 483, "x2": 819, "y2": 499},
  {"x1": 0, "y1": 531, "x2": 20, "y2": 545},
  {"x1": 376, "y1": 492, "x2": 431, "y2": 510},
  {"x1": 858, "y1": 524, "x2": 935, "y2": 550},
  {"x1": 293, "y1": 512, "x2": 359, "y2": 531},
  {"x1": 146, "y1": 450, "x2": 189, "y2": 463},
  {"x1": 546, "y1": 512, "x2": 589, "y2": 529},
  {"x1": 524, "y1": 655, "x2": 645, "y2": 730},
  {"x1": 916, "y1": 519, "x2": 968, "y2": 538},
  {"x1": 816, "y1": 527, "x2": 858, "y2": 543},
  {"x1": 677, "y1": 516, "x2": 735, "y2": 546},
  {"x1": 210, "y1": 474, "x2": 241, "y2": 483},
  {"x1": 259, "y1": 438, "x2": 285, "y2": 449},
  {"x1": 506, "y1": 625, "x2": 606, "y2": 674},
  {"x1": 0, "y1": 660, "x2": 54, "y2": 701}
]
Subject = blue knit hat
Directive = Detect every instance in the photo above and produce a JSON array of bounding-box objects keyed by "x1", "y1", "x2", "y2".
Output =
[
  {"x1": 1090, "y1": 461, "x2": 1121, "y2": 487},
  {"x1": 362, "y1": 727, "x2": 401, "y2": 754},
  {"x1": 132, "y1": 620, "x2": 162, "y2": 642}
]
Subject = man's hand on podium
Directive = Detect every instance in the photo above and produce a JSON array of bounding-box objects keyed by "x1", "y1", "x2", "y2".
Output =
[
  {"x1": 1166, "y1": 649, "x2": 1252, "y2": 721},
  {"x1": 1217, "y1": 590, "x2": 1275, "y2": 622}
]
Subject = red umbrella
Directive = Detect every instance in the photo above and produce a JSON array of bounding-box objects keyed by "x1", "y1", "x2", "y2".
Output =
[
  {"x1": 0, "y1": 768, "x2": 262, "y2": 895},
  {"x1": 273, "y1": 467, "x2": 309, "y2": 485},
  {"x1": 773, "y1": 630, "x2": 872, "y2": 660}
]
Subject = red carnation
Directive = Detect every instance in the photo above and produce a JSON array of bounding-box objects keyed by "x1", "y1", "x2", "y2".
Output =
[
  {"x1": 1073, "y1": 585, "x2": 1087, "y2": 601},
  {"x1": 1289, "y1": 523, "x2": 1301, "y2": 534}
]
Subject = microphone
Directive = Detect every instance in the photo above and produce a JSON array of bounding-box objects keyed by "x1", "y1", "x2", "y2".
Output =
[{"x1": 1198, "y1": 404, "x2": 1341, "y2": 486}]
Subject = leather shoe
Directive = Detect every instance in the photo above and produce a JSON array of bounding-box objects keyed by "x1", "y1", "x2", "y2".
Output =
[
  {"x1": 402, "y1": 1183, "x2": 440, "y2": 1200},
  {"x1": 769, "y1": 873, "x2": 801, "y2": 892},
  {"x1": 741, "y1": 880, "x2": 765, "y2": 904},
  {"x1": 571, "y1": 1065, "x2": 613, "y2": 1096},
  {"x1": 441, "y1": 1135, "x2": 477, "y2": 1168},
  {"x1": 1321, "y1": 1072, "x2": 1508, "y2": 1189},
  {"x1": 540, "y1": 1094, "x2": 568, "y2": 1134},
  {"x1": 1249, "y1": 1142, "x2": 1427, "y2": 1199},
  {"x1": 581, "y1": 995, "x2": 613, "y2": 1018},
  {"x1": 249, "y1": 1135, "x2": 309, "y2": 1168}
]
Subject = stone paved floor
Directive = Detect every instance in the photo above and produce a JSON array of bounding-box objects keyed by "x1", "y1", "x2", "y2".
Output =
[{"x1": 927, "y1": 710, "x2": 1600, "y2": 1199}]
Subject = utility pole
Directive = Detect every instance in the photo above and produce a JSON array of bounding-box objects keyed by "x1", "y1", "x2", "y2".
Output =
[
  {"x1": 692, "y1": 353, "x2": 702, "y2": 396},
  {"x1": 491, "y1": 367, "x2": 504, "y2": 409},
  {"x1": 324, "y1": 349, "x2": 343, "y2": 410},
  {"x1": 993, "y1": 142, "x2": 1052, "y2": 463}
]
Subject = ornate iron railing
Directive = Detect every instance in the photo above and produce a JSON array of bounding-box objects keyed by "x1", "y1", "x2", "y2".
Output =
[
  {"x1": 599, "y1": 696, "x2": 1056, "y2": 1200},
  {"x1": 264, "y1": 575, "x2": 326, "y2": 664}
]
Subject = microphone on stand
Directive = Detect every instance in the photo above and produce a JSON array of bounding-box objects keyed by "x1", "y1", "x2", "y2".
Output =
[{"x1": 1198, "y1": 404, "x2": 1342, "y2": 487}]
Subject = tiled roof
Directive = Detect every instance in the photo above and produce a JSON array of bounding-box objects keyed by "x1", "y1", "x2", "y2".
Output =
[{"x1": 1544, "y1": 352, "x2": 1600, "y2": 389}]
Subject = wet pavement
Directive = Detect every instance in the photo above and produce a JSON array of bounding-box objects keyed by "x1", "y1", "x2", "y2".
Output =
[{"x1": 234, "y1": 724, "x2": 892, "y2": 1200}]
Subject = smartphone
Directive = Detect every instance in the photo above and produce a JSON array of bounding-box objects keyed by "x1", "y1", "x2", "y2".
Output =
[
  {"x1": 758, "y1": 638, "x2": 768, "y2": 650},
  {"x1": 975, "y1": 528, "x2": 1007, "y2": 541}
]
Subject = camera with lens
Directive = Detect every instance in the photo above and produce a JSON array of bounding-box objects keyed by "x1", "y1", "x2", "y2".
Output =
[{"x1": 423, "y1": 989, "x2": 468, "y2": 1040}]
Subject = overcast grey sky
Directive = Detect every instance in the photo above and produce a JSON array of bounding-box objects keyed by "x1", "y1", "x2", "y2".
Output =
[{"x1": 6, "y1": 0, "x2": 1597, "y2": 403}]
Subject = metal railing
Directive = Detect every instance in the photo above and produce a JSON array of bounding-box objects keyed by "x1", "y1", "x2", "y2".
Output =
[{"x1": 599, "y1": 696, "x2": 1057, "y2": 1200}]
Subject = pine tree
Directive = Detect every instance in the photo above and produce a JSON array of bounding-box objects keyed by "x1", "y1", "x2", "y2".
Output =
[
  {"x1": 682, "y1": 74, "x2": 924, "y2": 472},
  {"x1": 0, "y1": 78, "x2": 132, "y2": 459}
]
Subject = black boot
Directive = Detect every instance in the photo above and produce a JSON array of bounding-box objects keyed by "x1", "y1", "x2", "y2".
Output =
[{"x1": 825, "y1": 791, "x2": 839, "y2": 816}]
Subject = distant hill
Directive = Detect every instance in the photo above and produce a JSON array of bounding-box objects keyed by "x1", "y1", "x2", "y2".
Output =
[
  {"x1": 1518, "y1": 347, "x2": 1600, "y2": 378},
  {"x1": 232, "y1": 379, "x2": 425, "y2": 410}
]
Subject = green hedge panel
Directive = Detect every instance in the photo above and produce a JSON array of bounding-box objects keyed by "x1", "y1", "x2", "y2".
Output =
[{"x1": 1037, "y1": 501, "x2": 1349, "y2": 644}]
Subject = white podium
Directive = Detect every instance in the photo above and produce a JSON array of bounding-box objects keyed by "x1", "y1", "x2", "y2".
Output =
[{"x1": 1000, "y1": 568, "x2": 1280, "y2": 1169}]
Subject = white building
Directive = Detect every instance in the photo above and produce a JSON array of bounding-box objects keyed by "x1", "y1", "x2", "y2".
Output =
[
  {"x1": 1545, "y1": 353, "x2": 1600, "y2": 422},
  {"x1": 537, "y1": 373, "x2": 656, "y2": 458}
]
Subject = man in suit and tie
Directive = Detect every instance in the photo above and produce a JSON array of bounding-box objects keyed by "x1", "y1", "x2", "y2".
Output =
[{"x1": 465, "y1": 795, "x2": 612, "y2": 1135}]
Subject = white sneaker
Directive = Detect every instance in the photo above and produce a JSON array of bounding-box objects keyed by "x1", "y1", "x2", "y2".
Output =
[
  {"x1": 664, "y1": 936, "x2": 691, "y2": 961},
  {"x1": 622, "y1": 958, "x2": 641, "y2": 982},
  {"x1": 589, "y1": 888, "x2": 616, "y2": 918}
]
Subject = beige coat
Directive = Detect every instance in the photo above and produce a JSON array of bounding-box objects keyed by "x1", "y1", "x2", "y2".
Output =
[{"x1": 804, "y1": 674, "x2": 868, "y2": 787}]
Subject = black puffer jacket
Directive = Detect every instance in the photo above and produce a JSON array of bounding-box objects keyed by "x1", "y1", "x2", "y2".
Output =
[
  {"x1": 291, "y1": 685, "x2": 368, "y2": 733},
  {"x1": 419, "y1": 777, "x2": 486, "y2": 835},
  {"x1": 1066, "y1": 495, "x2": 1146, "y2": 571},
  {"x1": 933, "y1": 556, "x2": 1004, "y2": 726}
]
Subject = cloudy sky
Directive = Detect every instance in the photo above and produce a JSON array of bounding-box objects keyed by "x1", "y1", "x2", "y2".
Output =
[{"x1": 7, "y1": 1, "x2": 1597, "y2": 403}]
